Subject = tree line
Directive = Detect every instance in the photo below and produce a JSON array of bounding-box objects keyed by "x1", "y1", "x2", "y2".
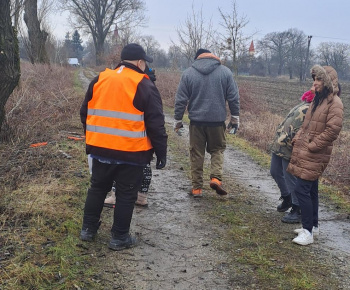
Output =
[{"x1": 1, "y1": 0, "x2": 350, "y2": 132}]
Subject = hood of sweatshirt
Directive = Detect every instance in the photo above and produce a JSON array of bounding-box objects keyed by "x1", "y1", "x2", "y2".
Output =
[{"x1": 191, "y1": 53, "x2": 221, "y2": 75}]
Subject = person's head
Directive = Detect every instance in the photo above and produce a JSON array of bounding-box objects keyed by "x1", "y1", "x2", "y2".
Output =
[
  {"x1": 121, "y1": 43, "x2": 153, "y2": 72},
  {"x1": 194, "y1": 48, "x2": 211, "y2": 60},
  {"x1": 310, "y1": 65, "x2": 338, "y2": 113},
  {"x1": 310, "y1": 65, "x2": 338, "y2": 96}
]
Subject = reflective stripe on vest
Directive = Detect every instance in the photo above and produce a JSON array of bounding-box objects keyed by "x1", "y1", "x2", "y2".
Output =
[{"x1": 86, "y1": 67, "x2": 153, "y2": 152}]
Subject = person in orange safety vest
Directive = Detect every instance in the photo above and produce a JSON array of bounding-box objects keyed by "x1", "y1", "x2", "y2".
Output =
[{"x1": 80, "y1": 43, "x2": 167, "y2": 251}]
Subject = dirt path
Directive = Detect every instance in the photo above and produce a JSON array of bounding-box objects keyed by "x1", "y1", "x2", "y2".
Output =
[{"x1": 79, "y1": 70, "x2": 350, "y2": 289}]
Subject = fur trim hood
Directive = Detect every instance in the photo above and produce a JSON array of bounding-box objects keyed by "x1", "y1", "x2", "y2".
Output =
[{"x1": 310, "y1": 65, "x2": 339, "y2": 97}]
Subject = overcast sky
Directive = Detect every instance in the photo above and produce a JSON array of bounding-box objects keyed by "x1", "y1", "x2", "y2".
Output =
[{"x1": 51, "y1": 0, "x2": 350, "y2": 51}]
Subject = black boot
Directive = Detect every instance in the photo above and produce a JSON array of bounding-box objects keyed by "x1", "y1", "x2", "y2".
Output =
[
  {"x1": 277, "y1": 194, "x2": 292, "y2": 212},
  {"x1": 80, "y1": 221, "x2": 101, "y2": 242},
  {"x1": 108, "y1": 232, "x2": 137, "y2": 251},
  {"x1": 281, "y1": 205, "x2": 301, "y2": 223}
]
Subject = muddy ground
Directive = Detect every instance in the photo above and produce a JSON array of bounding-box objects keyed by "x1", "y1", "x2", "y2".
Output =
[{"x1": 78, "y1": 71, "x2": 350, "y2": 290}]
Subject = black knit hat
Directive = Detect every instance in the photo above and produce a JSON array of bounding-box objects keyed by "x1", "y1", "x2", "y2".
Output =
[
  {"x1": 121, "y1": 43, "x2": 153, "y2": 63},
  {"x1": 194, "y1": 48, "x2": 211, "y2": 60}
]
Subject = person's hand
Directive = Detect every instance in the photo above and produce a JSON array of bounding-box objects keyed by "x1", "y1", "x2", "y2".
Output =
[
  {"x1": 156, "y1": 156, "x2": 166, "y2": 169},
  {"x1": 145, "y1": 65, "x2": 156, "y2": 82},
  {"x1": 226, "y1": 115, "x2": 239, "y2": 134},
  {"x1": 174, "y1": 120, "x2": 184, "y2": 136},
  {"x1": 227, "y1": 123, "x2": 238, "y2": 134}
]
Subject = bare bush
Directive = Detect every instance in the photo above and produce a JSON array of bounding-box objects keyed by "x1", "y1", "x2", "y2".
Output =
[
  {"x1": 4, "y1": 62, "x2": 79, "y2": 143},
  {"x1": 156, "y1": 70, "x2": 182, "y2": 108},
  {"x1": 1, "y1": 62, "x2": 81, "y2": 191}
]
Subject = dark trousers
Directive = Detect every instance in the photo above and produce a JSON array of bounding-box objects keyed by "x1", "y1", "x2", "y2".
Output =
[
  {"x1": 294, "y1": 177, "x2": 319, "y2": 233},
  {"x1": 82, "y1": 159, "x2": 144, "y2": 236},
  {"x1": 270, "y1": 153, "x2": 298, "y2": 205}
]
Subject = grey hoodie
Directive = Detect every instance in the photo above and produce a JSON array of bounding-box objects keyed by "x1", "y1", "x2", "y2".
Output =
[{"x1": 174, "y1": 54, "x2": 240, "y2": 123}]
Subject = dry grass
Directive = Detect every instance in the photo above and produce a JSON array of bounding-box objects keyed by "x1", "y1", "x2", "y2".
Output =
[{"x1": 0, "y1": 62, "x2": 91, "y2": 289}]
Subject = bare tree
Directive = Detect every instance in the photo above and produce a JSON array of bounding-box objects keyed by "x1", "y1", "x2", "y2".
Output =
[
  {"x1": 285, "y1": 28, "x2": 307, "y2": 80},
  {"x1": 258, "y1": 31, "x2": 292, "y2": 76},
  {"x1": 140, "y1": 35, "x2": 160, "y2": 56},
  {"x1": 23, "y1": 0, "x2": 51, "y2": 64},
  {"x1": 218, "y1": 0, "x2": 253, "y2": 76},
  {"x1": 62, "y1": 0, "x2": 145, "y2": 65},
  {"x1": 174, "y1": 4, "x2": 215, "y2": 65},
  {"x1": 10, "y1": 0, "x2": 25, "y2": 29},
  {"x1": 317, "y1": 42, "x2": 350, "y2": 79},
  {"x1": 0, "y1": 0, "x2": 20, "y2": 132}
]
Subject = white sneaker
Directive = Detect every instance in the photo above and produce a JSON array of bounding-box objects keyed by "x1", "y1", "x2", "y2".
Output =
[
  {"x1": 294, "y1": 226, "x2": 319, "y2": 236},
  {"x1": 292, "y1": 229, "x2": 313, "y2": 246}
]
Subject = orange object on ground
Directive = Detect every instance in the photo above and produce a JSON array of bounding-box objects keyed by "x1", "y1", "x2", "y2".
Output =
[
  {"x1": 29, "y1": 142, "x2": 48, "y2": 148},
  {"x1": 67, "y1": 136, "x2": 85, "y2": 141}
]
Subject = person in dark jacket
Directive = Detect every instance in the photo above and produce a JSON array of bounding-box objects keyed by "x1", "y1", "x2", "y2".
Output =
[
  {"x1": 174, "y1": 48, "x2": 240, "y2": 197},
  {"x1": 287, "y1": 65, "x2": 343, "y2": 246},
  {"x1": 270, "y1": 87, "x2": 315, "y2": 223},
  {"x1": 80, "y1": 43, "x2": 167, "y2": 251}
]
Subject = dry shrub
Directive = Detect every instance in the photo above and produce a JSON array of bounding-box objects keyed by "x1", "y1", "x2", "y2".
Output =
[
  {"x1": 239, "y1": 110, "x2": 282, "y2": 152},
  {"x1": 3, "y1": 62, "x2": 80, "y2": 143},
  {"x1": 323, "y1": 131, "x2": 350, "y2": 187},
  {"x1": 156, "y1": 70, "x2": 181, "y2": 107},
  {"x1": 0, "y1": 62, "x2": 82, "y2": 193}
]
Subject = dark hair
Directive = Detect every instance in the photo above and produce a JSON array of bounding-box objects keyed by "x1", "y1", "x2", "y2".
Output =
[
  {"x1": 311, "y1": 86, "x2": 330, "y2": 114},
  {"x1": 337, "y1": 83, "x2": 341, "y2": 97}
]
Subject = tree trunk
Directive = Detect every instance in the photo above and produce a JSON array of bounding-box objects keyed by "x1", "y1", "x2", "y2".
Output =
[
  {"x1": 0, "y1": 0, "x2": 21, "y2": 133},
  {"x1": 23, "y1": 0, "x2": 49, "y2": 64}
]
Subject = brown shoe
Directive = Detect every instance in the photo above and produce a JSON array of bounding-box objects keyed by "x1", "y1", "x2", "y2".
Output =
[
  {"x1": 190, "y1": 188, "x2": 203, "y2": 198},
  {"x1": 104, "y1": 191, "x2": 116, "y2": 208},
  {"x1": 135, "y1": 192, "x2": 148, "y2": 207},
  {"x1": 210, "y1": 178, "x2": 228, "y2": 195}
]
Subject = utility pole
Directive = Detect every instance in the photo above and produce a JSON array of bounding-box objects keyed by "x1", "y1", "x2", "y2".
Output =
[{"x1": 304, "y1": 35, "x2": 312, "y2": 81}]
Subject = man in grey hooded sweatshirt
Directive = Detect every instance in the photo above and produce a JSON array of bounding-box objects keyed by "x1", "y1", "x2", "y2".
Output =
[{"x1": 174, "y1": 48, "x2": 240, "y2": 197}]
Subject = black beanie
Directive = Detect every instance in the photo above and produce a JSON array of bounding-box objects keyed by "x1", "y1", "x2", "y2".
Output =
[{"x1": 194, "y1": 48, "x2": 211, "y2": 60}]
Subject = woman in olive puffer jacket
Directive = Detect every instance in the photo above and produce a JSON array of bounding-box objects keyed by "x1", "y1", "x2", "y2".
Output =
[{"x1": 287, "y1": 65, "x2": 343, "y2": 246}]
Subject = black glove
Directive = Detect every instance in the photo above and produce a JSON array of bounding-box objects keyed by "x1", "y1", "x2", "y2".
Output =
[
  {"x1": 156, "y1": 156, "x2": 166, "y2": 169},
  {"x1": 227, "y1": 123, "x2": 238, "y2": 134},
  {"x1": 145, "y1": 65, "x2": 156, "y2": 82}
]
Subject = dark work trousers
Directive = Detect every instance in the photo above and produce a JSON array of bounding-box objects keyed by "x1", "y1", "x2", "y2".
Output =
[
  {"x1": 294, "y1": 177, "x2": 319, "y2": 233},
  {"x1": 82, "y1": 159, "x2": 144, "y2": 236},
  {"x1": 270, "y1": 153, "x2": 298, "y2": 205}
]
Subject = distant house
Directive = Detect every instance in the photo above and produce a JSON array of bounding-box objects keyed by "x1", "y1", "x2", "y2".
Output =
[{"x1": 67, "y1": 58, "x2": 80, "y2": 66}]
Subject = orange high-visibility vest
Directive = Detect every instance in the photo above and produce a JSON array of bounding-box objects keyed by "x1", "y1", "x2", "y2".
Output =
[{"x1": 86, "y1": 66, "x2": 153, "y2": 152}]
